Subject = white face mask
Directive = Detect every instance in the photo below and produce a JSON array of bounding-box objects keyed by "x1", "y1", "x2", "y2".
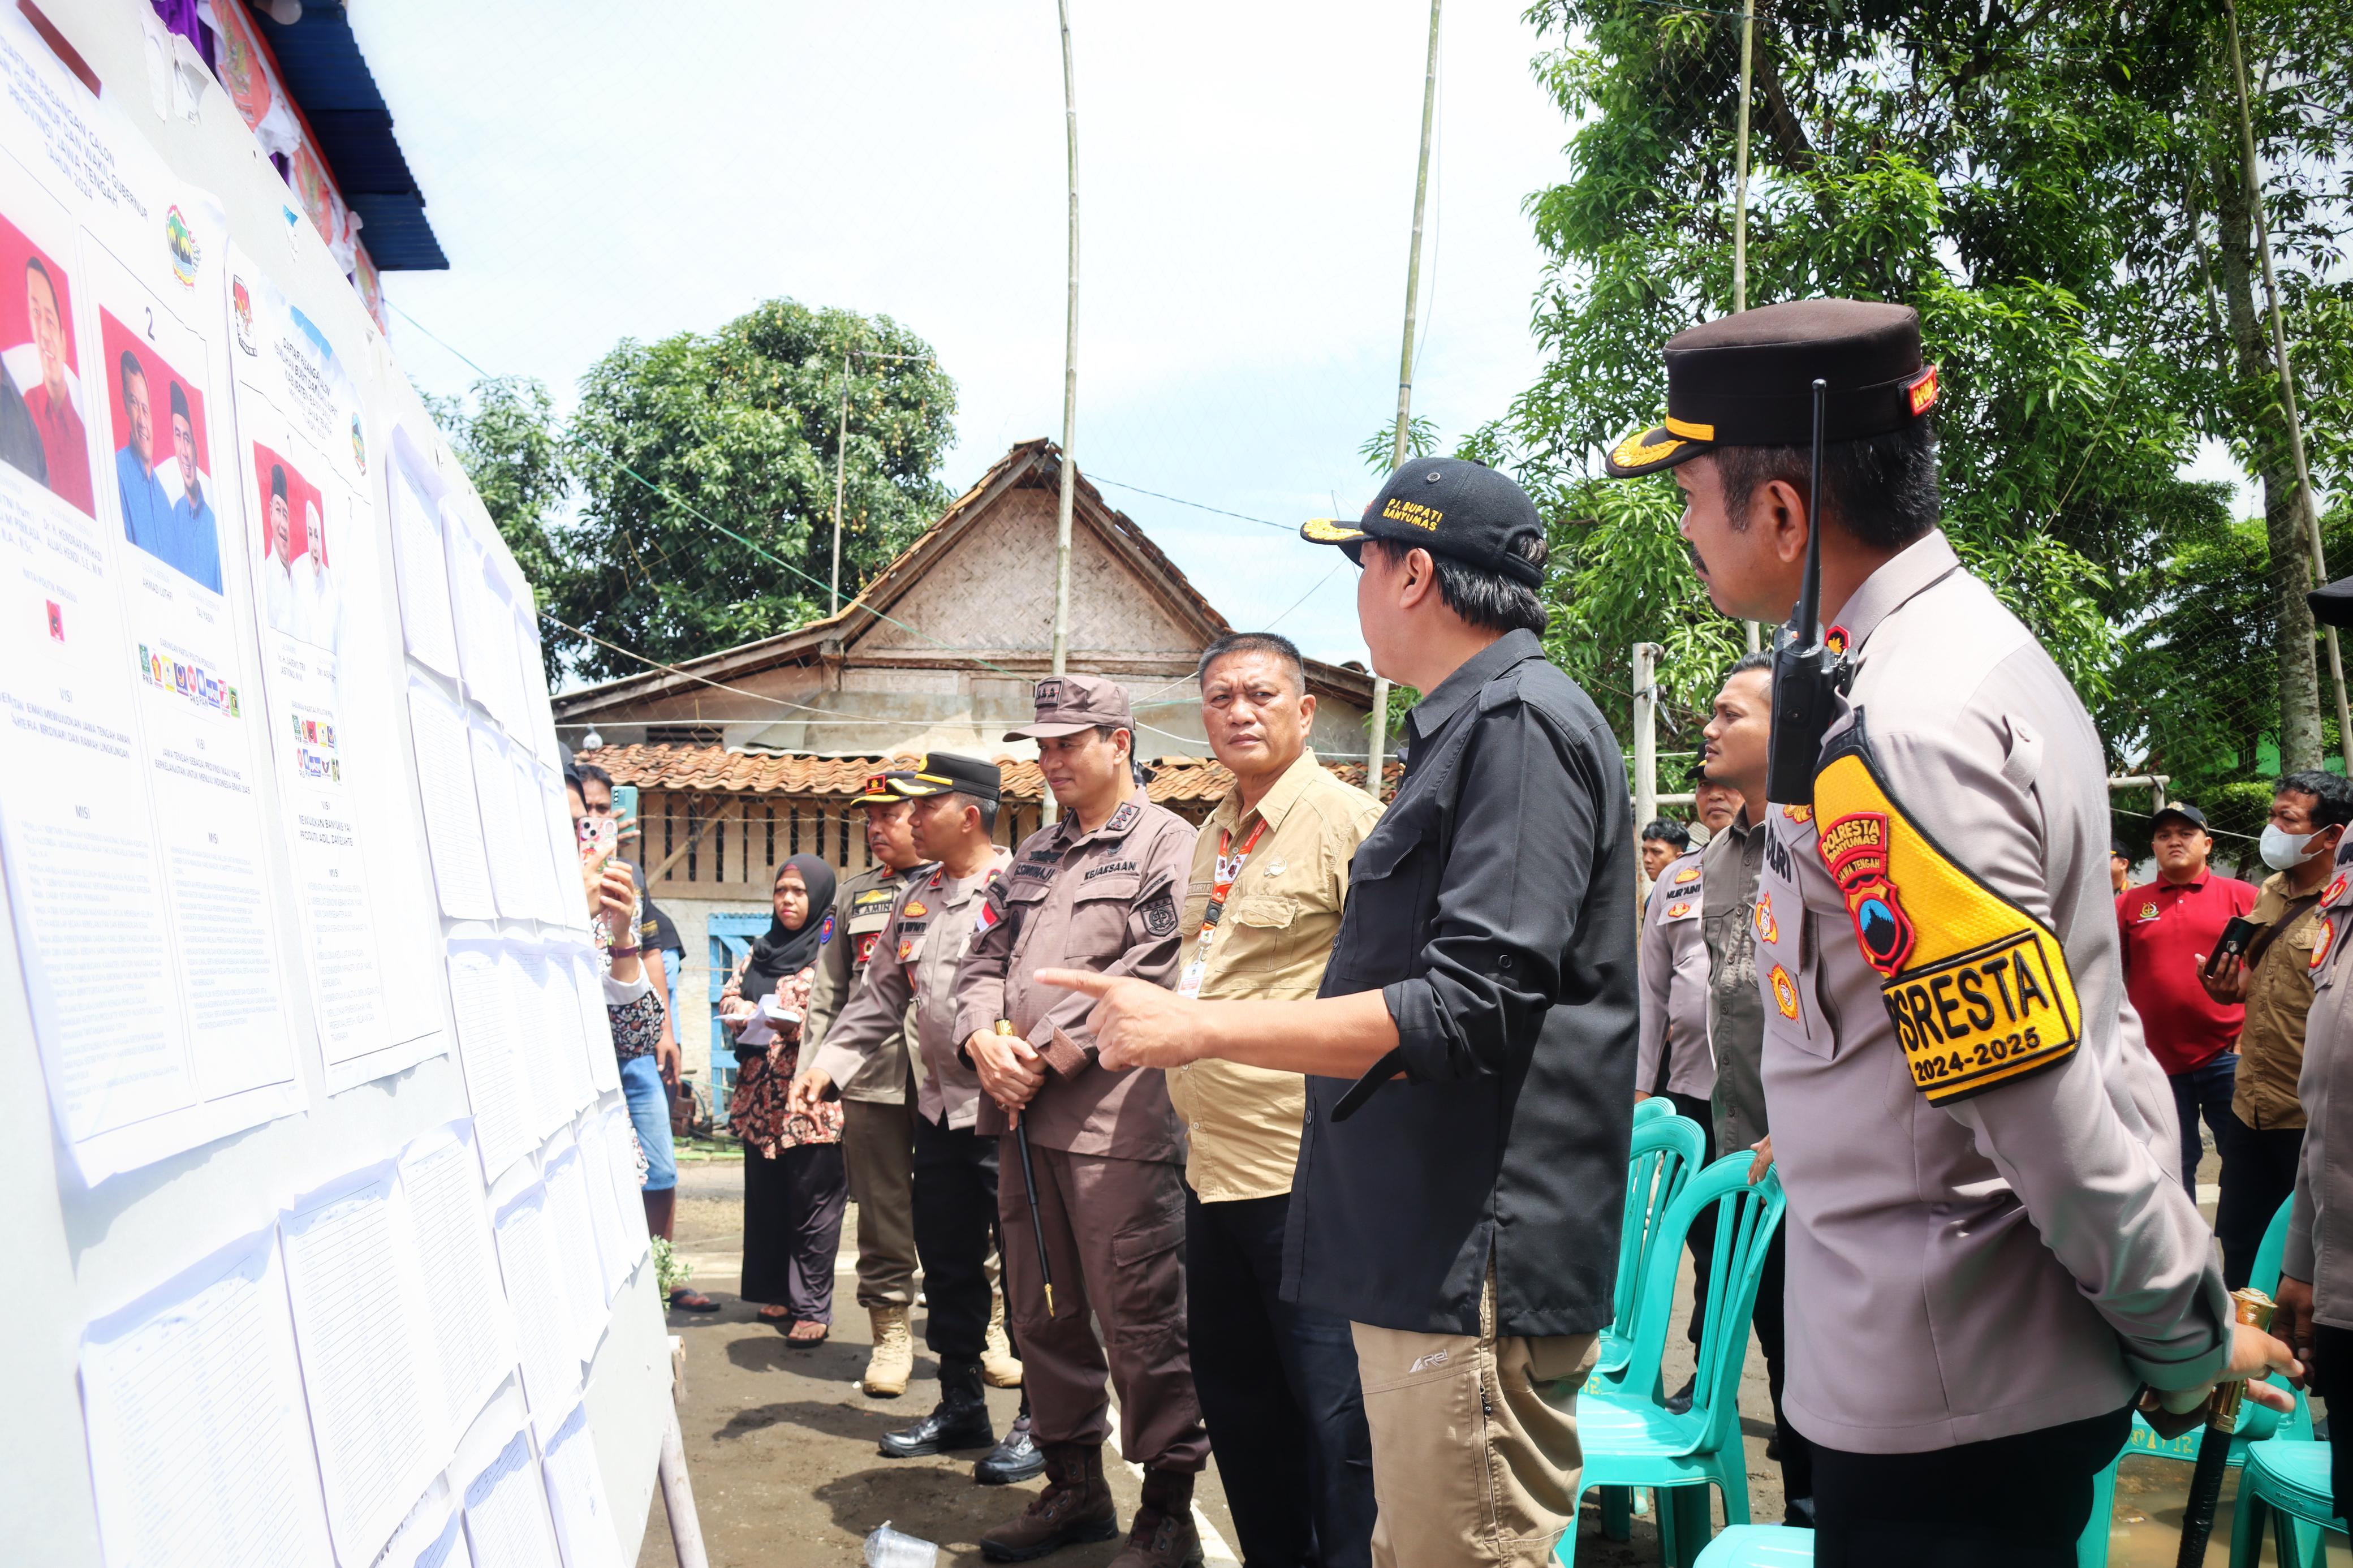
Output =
[{"x1": 2260, "y1": 822, "x2": 2325, "y2": 872}]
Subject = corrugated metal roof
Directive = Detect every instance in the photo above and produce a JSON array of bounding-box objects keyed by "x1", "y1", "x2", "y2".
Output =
[
  {"x1": 252, "y1": 2, "x2": 446, "y2": 270},
  {"x1": 579, "y1": 744, "x2": 1401, "y2": 805}
]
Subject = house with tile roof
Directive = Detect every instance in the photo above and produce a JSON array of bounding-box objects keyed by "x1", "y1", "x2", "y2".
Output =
[{"x1": 557, "y1": 439, "x2": 1384, "y2": 1095}]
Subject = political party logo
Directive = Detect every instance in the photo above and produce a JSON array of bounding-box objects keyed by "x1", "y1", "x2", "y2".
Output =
[
  {"x1": 45, "y1": 600, "x2": 62, "y2": 641},
  {"x1": 1769, "y1": 964, "x2": 1801, "y2": 1021},
  {"x1": 164, "y1": 206, "x2": 200, "y2": 286},
  {"x1": 137, "y1": 643, "x2": 240, "y2": 718},
  {"x1": 232, "y1": 278, "x2": 256, "y2": 354},
  {"x1": 817, "y1": 911, "x2": 835, "y2": 945},
  {"x1": 1819, "y1": 810, "x2": 1917, "y2": 977},
  {"x1": 350, "y1": 415, "x2": 367, "y2": 476},
  {"x1": 1753, "y1": 893, "x2": 1779, "y2": 946}
]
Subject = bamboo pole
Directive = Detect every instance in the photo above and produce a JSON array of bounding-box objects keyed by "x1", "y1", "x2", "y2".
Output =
[
  {"x1": 2225, "y1": 0, "x2": 2352, "y2": 773},
  {"x1": 1047, "y1": 0, "x2": 1081, "y2": 824}
]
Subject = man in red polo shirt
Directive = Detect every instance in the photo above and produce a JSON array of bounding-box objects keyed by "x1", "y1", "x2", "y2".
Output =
[{"x1": 2118, "y1": 802, "x2": 2258, "y2": 1197}]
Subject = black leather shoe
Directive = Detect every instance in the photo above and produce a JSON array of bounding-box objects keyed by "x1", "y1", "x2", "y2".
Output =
[
  {"x1": 880, "y1": 1359, "x2": 995, "y2": 1458},
  {"x1": 1665, "y1": 1375, "x2": 1695, "y2": 1416},
  {"x1": 975, "y1": 1414, "x2": 1045, "y2": 1484}
]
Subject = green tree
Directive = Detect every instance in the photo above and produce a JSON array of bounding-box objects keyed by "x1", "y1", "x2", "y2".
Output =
[
  {"x1": 558, "y1": 300, "x2": 956, "y2": 681},
  {"x1": 1499, "y1": 0, "x2": 2353, "y2": 769}
]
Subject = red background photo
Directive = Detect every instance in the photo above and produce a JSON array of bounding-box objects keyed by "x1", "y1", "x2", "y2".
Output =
[
  {"x1": 249, "y1": 439, "x2": 324, "y2": 559},
  {"x1": 98, "y1": 308, "x2": 210, "y2": 489},
  {"x1": 0, "y1": 206, "x2": 94, "y2": 516}
]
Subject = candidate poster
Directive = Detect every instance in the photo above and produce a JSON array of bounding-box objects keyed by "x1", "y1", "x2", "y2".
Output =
[
  {"x1": 231, "y1": 245, "x2": 444, "y2": 1088},
  {"x1": 0, "y1": 39, "x2": 302, "y2": 1181}
]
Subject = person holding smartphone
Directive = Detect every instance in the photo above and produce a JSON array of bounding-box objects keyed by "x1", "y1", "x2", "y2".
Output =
[
  {"x1": 2198, "y1": 774, "x2": 2353, "y2": 1290},
  {"x1": 2114, "y1": 804, "x2": 2256, "y2": 1217}
]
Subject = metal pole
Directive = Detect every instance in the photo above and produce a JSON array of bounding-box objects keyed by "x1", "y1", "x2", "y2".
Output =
[
  {"x1": 1632, "y1": 642, "x2": 1660, "y2": 833},
  {"x1": 830, "y1": 354, "x2": 849, "y2": 617},
  {"x1": 1734, "y1": 0, "x2": 1761, "y2": 656},
  {"x1": 2226, "y1": 0, "x2": 2352, "y2": 773},
  {"x1": 1368, "y1": 0, "x2": 1442, "y2": 800},
  {"x1": 1047, "y1": 0, "x2": 1081, "y2": 826},
  {"x1": 658, "y1": 1403, "x2": 712, "y2": 1568}
]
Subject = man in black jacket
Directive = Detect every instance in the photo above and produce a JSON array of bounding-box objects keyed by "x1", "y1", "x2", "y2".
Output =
[{"x1": 1042, "y1": 459, "x2": 1635, "y2": 1567}]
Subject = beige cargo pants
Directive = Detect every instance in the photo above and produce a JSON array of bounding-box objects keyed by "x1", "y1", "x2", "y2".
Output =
[{"x1": 1350, "y1": 1268, "x2": 1597, "y2": 1566}]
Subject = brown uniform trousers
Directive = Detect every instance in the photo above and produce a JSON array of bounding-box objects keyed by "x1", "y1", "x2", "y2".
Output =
[{"x1": 955, "y1": 788, "x2": 1210, "y2": 1471}]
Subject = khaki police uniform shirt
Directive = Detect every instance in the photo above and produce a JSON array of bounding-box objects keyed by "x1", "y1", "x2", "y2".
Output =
[
  {"x1": 954, "y1": 787, "x2": 1196, "y2": 1159},
  {"x1": 809, "y1": 849, "x2": 1010, "y2": 1130},
  {"x1": 2287, "y1": 853, "x2": 2353, "y2": 1323},
  {"x1": 1166, "y1": 751, "x2": 1382, "y2": 1202},
  {"x1": 1755, "y1": 529, "x2": 2230, "y2": 1453},
  {"x1": 804, "y1": 862, "x2": 921, "y2": 1103},
  {"x1": 2234, "y1": 870, "x2": 2324, "y2": 1132},
  {"x1": 1701, "y1": 815, "x2": 1768, "y2": 1155},
  {"x1": 1636, "y1": 848, "x2": 1714, "y2": 1101}
]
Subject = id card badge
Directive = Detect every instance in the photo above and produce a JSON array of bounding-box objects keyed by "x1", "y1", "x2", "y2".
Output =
[{"x1": 1176, "y1": 958, "x2": 1206, "y2": 999}]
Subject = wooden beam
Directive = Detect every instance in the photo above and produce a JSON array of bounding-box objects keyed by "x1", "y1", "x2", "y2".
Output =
[{"x1": 648, "y1": 796, "x2": 743, "y2": 883}]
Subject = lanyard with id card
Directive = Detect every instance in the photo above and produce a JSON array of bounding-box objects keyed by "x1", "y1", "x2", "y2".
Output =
[{"x1": 1176, "y1": 817, "x2": 1270, "y2": 998}]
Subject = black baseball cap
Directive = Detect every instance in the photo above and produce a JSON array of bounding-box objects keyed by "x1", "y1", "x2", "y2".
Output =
[
  {"x1": 1300, "y1": 458, "x2": 1545, "y2": 587},
  {"x1": 885, "y1": 752, "x2": 1001, "y2": 804},
  {"x1": 2312, "y1": 574, "x2": 2353, "y2": 629},
  {"x1": 2151, "y1": 803, "x2": 2209, "y2": 833},
  {"x1": 1604, "y1": 299, "x2": 1939, "y2": 479}
]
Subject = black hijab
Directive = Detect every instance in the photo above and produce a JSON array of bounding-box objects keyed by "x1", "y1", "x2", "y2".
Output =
[{"x1": 740, "y1": 854, "x2": 836, "y2": 1000}]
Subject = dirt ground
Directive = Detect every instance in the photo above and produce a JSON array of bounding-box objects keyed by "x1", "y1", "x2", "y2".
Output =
[{"x1": 634, "y1": 1153, "x2": 2335, "y2": 1567}]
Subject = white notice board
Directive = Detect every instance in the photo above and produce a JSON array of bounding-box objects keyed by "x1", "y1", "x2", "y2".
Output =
[{"x1": 0, "y1": 6, "x2": 674, "y2": 1566}]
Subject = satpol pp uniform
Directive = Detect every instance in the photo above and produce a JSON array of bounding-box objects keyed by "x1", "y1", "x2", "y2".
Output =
[{"x1": 952, "y1": 675, "x2": 1209, "y2": 1566}]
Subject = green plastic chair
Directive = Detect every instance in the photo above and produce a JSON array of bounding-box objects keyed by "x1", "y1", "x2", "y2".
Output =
[
  {"x1": 2228, "y1": 1437, "x2": 2338, "y2": 1567},
  {"x1": 1558, "y1": 1153, "x2": 1785, "y2": 1567},
  {"x1": 2128, "y1": 1197, "x2": 2312, "y2": 1467},
  {"x1": 1691, "y1": 1446, "x2": 2126, "y2": 1567},
  {"x1": 1594, "y1": 1110, "x2": 1709, "y2": 1390}
]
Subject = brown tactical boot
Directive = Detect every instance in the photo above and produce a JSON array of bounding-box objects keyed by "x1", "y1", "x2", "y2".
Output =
[
  {"x1": 978, "y1": 1442, "x2": 1118, "y2": 1562},
  {"x1": 1107, "y1": 1467, "x2": 1205, "y2": 1568}
]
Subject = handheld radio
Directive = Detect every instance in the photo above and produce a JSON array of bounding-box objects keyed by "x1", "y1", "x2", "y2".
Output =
[{"x1": 1764, "y1": 378, "x2": 1851, "y2": 807}]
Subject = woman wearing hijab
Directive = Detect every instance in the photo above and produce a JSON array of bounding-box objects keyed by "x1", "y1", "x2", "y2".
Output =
[{"x1": 723, "y1": 854, "x2": 846, "y2": 1342}]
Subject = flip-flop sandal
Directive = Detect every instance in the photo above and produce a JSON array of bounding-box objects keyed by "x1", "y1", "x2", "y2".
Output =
[
  {"x1": 669, "y1": 1289, "x2": 721, "y2": 1313},
  {"x1": 756, "y1": 1306, "x2": 792, "y2": 1325},
  {"x1": 786, "y1": 1322, "x2": 830, "y2": 1346}
]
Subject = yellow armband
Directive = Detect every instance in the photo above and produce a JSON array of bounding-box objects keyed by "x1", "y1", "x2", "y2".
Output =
[{"x1": 1813, "y1": 722, "x2": 2081, "y2": 1105}]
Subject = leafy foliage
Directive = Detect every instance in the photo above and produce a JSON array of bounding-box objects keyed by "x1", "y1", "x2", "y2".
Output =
[
  {"x1": 1496, "y1": 0, "x2": 2353, "y2": 776},
  {"x1": 1359, "y1": 415, "x2": 1440, "y2": 476},
  {"x1": 559, "y1": 301, "x2": 957, "y2": 682}
]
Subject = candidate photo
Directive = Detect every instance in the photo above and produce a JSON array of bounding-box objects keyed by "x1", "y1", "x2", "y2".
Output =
[
  {"x1": 101, "y1": 312, "x2": 221, "y2": 595},
  {"x1": 0, "y1": 212, "x2": 93, "y2": 516}
]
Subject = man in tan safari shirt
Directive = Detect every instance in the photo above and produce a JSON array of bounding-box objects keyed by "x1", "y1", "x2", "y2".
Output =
[{"x1": 1173, "y1": 632, "x2": 1381, "y2": 1568}]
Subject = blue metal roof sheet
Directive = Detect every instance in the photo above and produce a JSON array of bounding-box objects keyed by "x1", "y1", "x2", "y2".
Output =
[{"x1": 251, "y1": 1, "x2": 447, "y2": 270}]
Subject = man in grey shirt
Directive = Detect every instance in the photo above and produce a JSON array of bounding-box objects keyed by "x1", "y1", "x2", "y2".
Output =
[
  {"x1": 1604, "y1": 297, "x2": 2293, "y2": 1562},
  {"x1": 1695, "y1": 649, "x2": 1809, "y2": 1518}
]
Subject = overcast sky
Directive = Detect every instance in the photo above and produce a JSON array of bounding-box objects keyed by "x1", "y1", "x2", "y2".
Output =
[{"x1": 352, "y1": 0, "x2": 1579, "y2": 674}]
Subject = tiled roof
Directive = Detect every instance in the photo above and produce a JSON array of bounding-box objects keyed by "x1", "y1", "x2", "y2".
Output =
[{"x1": 579, "y1": 744, "x2": 1401, "y2": 805}]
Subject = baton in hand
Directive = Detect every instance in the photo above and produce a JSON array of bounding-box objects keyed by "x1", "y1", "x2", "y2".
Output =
[
  {"x1": 2174, "y1": 1288, "x2": 2278, "y2": 1567},
  {"x1": 998, "y1": 1020, "x2": 1055, "y2": 1318}
]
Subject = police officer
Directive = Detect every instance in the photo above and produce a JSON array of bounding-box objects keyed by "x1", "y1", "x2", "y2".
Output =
[
  {"x1": 1044, "y1": 460, "x2": 1637, "y2": 1568},
  {"x1": 954, "y1": 677, "x2": 1208, "y2": 1567},
  {"x1": 804, "y1": 773, "x2": 933, "y2": 1397},
  {"x1": 794, "y1": 756, "x2": 1042, "y2": 1481},
  {"x1": 1603, "y1": 298, "x2": 2295, "y2": 1560}
]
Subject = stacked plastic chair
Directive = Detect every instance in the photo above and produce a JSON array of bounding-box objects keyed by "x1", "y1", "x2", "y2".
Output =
[{"x1": 1557, "y1": 1151, "x2": 1785, "y2": 1567}]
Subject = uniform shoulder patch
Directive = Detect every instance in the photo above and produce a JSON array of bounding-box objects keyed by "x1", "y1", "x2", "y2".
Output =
[
  {"x1": 818, "y1": 911, "x2": 836, "y2": 945},
  {"x1": 1661, "y1": 899, "x2": 1698, "y2": 923},
  {"x1": 1813, "y1": 718, "x2": 2082, "y2": 1106},
  {"x1": 1106, "y1": 801, "x2": 1142, "y2": 834},
  {"x1": 1142, "y1": 890, "x2": 1178, "y2": 937},
  {"x1": 1752, "y1": 893, "x2": 1779, "y2": 946}
]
